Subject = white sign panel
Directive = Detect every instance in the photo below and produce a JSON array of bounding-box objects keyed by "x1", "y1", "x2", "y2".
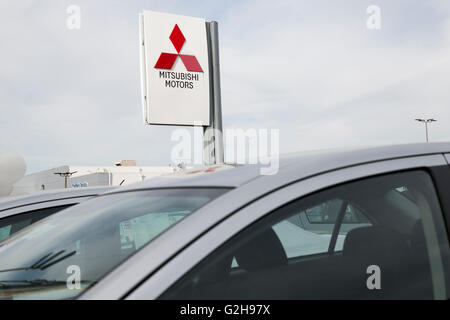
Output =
[{"x1": 140, "y1": 11, "x2": 210, "y2": 126}]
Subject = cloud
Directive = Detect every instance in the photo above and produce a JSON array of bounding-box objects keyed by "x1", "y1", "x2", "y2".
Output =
[
  {"x1": 219, "y1": 0, "x2": 450, "y2": 151},
  {"x1": 0, "y1": 0, "x2": 449, "y2": 173}
]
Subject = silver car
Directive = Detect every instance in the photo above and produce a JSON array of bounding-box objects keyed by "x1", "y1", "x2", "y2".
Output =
[
  {"x1": 0, "y1": 187, "x2": 113, "y2": 242},
  {"x1": 0, "y1": 143, "x2": 449, "y2": 300}
]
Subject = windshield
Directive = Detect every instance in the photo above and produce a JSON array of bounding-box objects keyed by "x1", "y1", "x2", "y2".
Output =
[{"x1": 0, "y1": 188, "x2": 227, "y2": 300}]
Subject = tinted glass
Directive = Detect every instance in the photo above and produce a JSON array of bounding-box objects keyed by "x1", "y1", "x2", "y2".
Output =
[
  {"x1": 0, "y1": 188, "x2": 227, "y2": 300},
  {"x1": 0, "y1": 205, "x2": 71, "y2": 242},
  {"x1": 162, "y1": 171, "x2": 450, "y2": 300}
]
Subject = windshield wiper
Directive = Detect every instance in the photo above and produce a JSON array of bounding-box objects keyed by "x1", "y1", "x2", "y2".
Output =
[
  {"x1": 0, "y1": 250, "x2": 77, "y2": 273},
  {"x1": 0, "y1": 279, "x2": 95, "y2": 289},
  {"x1": 37, "y1": 250, "x2": 77, "y2": 270}
]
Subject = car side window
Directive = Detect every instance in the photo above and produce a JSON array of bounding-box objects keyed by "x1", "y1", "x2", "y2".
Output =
[
  {"x1": 161, "y1": 170, "x2": 450, "y2": 300},
  {"x1": 229, "y1": 200, "x2": 369, "y2": 268},
  {"x1": 119, "y1": 210, "x2": 190, "y2": 252},
  {"x1": 276, "y1": 200, "x2": 372, "y2": 258},
  {"x1": 0, "y1": 205, "x2": 71, "y2": 242}
]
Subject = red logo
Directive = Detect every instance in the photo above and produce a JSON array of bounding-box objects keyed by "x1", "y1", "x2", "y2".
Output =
[{"x1": 154, "y1": 24, "x2": 203, "y2": 73}]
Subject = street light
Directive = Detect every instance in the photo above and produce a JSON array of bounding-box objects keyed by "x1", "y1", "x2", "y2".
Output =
[
  {"x1": 415, "y1": 118, "x2": 437, "y2": 142},
  {"x1": 54, "y1": 171, "x2": 78, "y2": 189}
]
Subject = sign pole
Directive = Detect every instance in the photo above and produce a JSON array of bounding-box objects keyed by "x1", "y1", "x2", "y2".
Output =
[
  {"x1": 204, "y1": 21, "x2": 224, "y2": 165},
  {"x1": 210, "y1": 21, "x2": 224, "y2": 165}
]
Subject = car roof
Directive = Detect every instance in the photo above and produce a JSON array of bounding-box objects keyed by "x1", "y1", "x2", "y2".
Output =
[
  {"x1": 78, "y1": 142, "x2": 450, "y2": 299},
  {"x1": 0, "y1": 186, "x2": 115, "y2": 212},
  {"x1": 108, "y1": 142, "x2": 450, "y2": 192}
]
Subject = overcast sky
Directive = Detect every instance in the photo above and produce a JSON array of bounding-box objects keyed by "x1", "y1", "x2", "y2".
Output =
[{"x1": 1, "y1": 0, "x2": 450, "y2": 174}]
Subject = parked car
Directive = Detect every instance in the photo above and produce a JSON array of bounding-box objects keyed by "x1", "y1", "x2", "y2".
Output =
[
  {"x1": 0, "y1": 143, "x2": 449, "y2": 300},
  {"x1": 0, "y1": 186, "x2": 114, "y2": 242}
]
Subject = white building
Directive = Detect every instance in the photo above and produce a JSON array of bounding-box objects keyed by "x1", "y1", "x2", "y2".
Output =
[{"x1": 10, "y1": 161, "x2": 182, "y2": 197}]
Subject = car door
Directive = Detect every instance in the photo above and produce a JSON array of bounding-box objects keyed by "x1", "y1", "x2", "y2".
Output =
[{"x1": 126, "y1": 154, "x2": 450, "y2": 300}]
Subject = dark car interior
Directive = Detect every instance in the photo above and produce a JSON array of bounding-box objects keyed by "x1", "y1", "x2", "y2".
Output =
[{"x1": 161, "y1": 170, "x2": 448, "y2": 300}]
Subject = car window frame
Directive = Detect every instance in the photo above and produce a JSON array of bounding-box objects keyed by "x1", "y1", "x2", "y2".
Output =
[
  {"x1": 0, "y1": 197, "x2": 92, "y2": 220},
  {"x1": 427, "y1": 160, "x2": 450, "y2": 281},
  {"x1": 0, "y1": 197, "x2": 92, "y2": 241},
  {"x1": 0, "y1": 204, "x2": 75, "y2": 241},
  {"x1": 158, "y1": 167, "x2": 450, "y2": 300},
  {"x1": 99, "y1": 154, "x2": 450, "y2": 300},
  {"x1": 444, "y1": 153, "x2": 450, "y2": 166}
]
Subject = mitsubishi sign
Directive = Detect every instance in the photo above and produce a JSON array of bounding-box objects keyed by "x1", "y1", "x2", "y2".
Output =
[{"x1": 140, "y1": 11, "x2": 211, "y2": 126}]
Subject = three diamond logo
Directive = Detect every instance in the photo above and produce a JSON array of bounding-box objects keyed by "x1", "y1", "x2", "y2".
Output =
[{"x1": 154, "y1": 24, "x2": 203, "y2": 73}]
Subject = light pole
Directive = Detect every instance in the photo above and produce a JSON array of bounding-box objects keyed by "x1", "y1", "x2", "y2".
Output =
[
  {"x1": 415, "y1": 119, "x2": 437, "y2": 142},
  {"x1": 54, "y1": 171, "x2": 77, "y2": 189}
]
